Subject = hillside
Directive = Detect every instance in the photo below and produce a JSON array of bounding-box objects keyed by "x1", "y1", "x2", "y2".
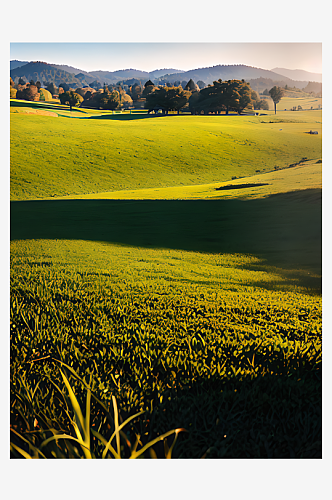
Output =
[
  {"x1": 271, "y1": 67, "x2": 322, "y2": 83},
  {"x1": 10, "y1": 60, "x2": 314, "y2": 90},
  {"x1": 10, "y1": 61, "x2": 83, "y2": 86},
  {"x1": 154, "y1": 64, "x2": 303, "y2": 86},
  {"x1": 10, "y1": 103, "x2": 322, "y2": 201},
  {"x1": 10, "y1": 60, "x2": 29, "y2": 70}
]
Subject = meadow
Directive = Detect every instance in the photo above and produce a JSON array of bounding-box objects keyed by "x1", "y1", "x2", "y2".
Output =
[{"x1": 10, "y1": 99, "x2": 322, "y2": 458}]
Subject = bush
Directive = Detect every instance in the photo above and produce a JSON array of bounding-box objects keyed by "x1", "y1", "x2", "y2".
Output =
[{"x1": 39, "y1": 88, "x2": 53, "y2": 101}]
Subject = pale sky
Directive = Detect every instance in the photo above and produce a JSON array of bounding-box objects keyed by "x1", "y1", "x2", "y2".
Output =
[{"x1": 10, "y1": 42, "x2": 322, "y2": 74}]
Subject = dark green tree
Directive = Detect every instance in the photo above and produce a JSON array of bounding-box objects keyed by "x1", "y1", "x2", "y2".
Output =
[
  {"x1": 185, "y1": 79, "x2": 199, "y2": 92},
  {"x1": 235, "y1": 80, "x2": 253, "y2": 114},
  {"x1": 45, "y1": 82, "x2": 58, "y2": 95},
  {"x1": 59, "y1": 90, "x2": 83, "y2": 111},
  {"x1": 142, "y1": 81, "x2": 155, "y2": 99},
  {"x1": 269, "y1": 86, "x2": 284, "y2": 114},
  {"x1": 59, "y1": 82, "x2": 70, "y2": 92}
]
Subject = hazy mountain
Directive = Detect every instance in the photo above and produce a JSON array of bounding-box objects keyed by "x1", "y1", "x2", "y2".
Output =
[
  {"x1": 148, "y1": 68, "x2": 184, "y2": 78},
  {"x1": 89, "y1": 68, "x2": 150, "y2": 84},
  {"x1": 271, "y1": 68, "x2": 322, "y2": 83},
  {"x1": 154, "y1": 64, "x2": 299, "y2": 86},
  {"x1": 10, "y1": 60, "x2": 29, "y2": 70}
]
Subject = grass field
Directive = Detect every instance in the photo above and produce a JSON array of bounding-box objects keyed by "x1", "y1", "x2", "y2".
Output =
[
  {"x1": 10, "y1": 100, "x2": 321, "y2": 200},
  {"x1": 10, "y1": 99, "x2": 322, "y2": 458}
]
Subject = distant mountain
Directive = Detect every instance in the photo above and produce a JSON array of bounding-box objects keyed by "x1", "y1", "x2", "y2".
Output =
[
  {"x1": 10, "y1": 60, "x2": 319, "y2": 92},
  {"x1": 89, "y1": 68, "x2": 150, "y2": 84},
  {"x1": 271, "y1": 68, "x2": 322, "y2": 83},
  {"x1": 154, "y1": 64, "x2": 299, "y2": 86},
  {"x1": 50, "y1": 63, "x2": 92, "y2": 76},
  {"x1": 10, "y1": 61, "x2": 86, "y2": 86},
  {"x1": 148, "y1": 68, "x2": 184, "y2": 79},
  {"x1": 90, "y1": 68, "x2": 185, "y2": 85},
  {"x1": 10, "y1": 60, "x2": 29, "y2": 70}
]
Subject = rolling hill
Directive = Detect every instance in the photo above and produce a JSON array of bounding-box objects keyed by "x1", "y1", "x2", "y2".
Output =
[
  {"x1": 271, "y1": 67, "x2": 322, "y2": 83},
  {"x1": 11, "y1": 60, "x2": 318, "y2": 91}
]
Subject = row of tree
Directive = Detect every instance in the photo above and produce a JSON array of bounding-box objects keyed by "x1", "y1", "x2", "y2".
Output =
[
  {"x1": 11, "y1": 75, "x2": 285, "y2": 114},
  {"x1": 143, "y1": 79, "x2": 270, "y2": 115}
]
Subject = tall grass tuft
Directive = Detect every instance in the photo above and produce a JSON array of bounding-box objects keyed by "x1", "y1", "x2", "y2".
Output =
[{"x1": 10, "y1": 364, "x2": 186, "y2": 459}]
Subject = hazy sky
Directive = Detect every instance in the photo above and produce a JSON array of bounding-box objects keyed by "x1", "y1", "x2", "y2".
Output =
[{"x1": 10, "y1": 42, "x2": 322, "y2": 74}]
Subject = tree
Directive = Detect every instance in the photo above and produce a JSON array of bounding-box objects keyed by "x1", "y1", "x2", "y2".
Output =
[
  {"x1": 197, "y1": 80, "x2": 206, "y2": 89},
  {"x1": 145, "y1": 86, "x2": 190, "y2": 114},
  {"x1": 188, "y1": 90, "x2": 201, "y2": 114},
  {"x1": 233, "y1": 80, "x2": 252, "y2": 114},
  {"x1": 45, "y1": 82, "x2": 58, "y2": 95},
  {"x1": 189, "y1": 79, "x2": 254, "y2": 115},
  {"x1": 105, "y1": 91, "x2": 120, "y2": 110},
  {"x1": 10, "y1": 86, "x2": 17, "y2": 99},
  {"x1": 185, "y1": 79, "x2": 199, "y2": 92},
  {"x1": 144, "y1": 79, "x2": 154, "y2": 88},
  {"x1": 18, "y1": 77, "x2": 26, "y2": 86},
  {"x1": 253, "y1": 99, "x2": 269, "y2": 111},
  {"x1": 130, "y1": 83, "x2": 143, "y2": 102},
  {"x1": 59, "y1": 91, "x2": 83, "y2": 111},
  {"x1": 142, "y1": 81, "x2": 155, "y2": 99},
  {"x1": 16, "y1": 85, "x2": 40, "y2": 101},
  {"x1": 59, "y1": 82, "x2": 70, "y2": 92},
  {"x1": 269, "y1": 86, "x2": 284, "y2": 114}
]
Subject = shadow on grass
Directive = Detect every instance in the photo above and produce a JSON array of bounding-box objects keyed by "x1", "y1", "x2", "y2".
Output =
[
  {"x1": 146, "y1": 368, "x2": 322, "y2": 458},
  {"x1": 83, "y1": 113, "x2": 161, "y2": 120},
  {"x1": 11, "y1": 188, "x2": 321, "y2": 291}
]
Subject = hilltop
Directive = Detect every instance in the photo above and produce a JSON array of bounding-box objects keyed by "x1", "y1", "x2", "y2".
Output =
[{"x1": 10, "y1": 60, "x2": 321, "y2": 90}]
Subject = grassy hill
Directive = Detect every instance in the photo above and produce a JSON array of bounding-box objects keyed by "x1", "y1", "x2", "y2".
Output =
[
  {"x1": 10, "y1": 101, "x2": 322, "y2": 201},
  {"x1": 10, "y1": 99, "x2": 322, "y2": 459}
]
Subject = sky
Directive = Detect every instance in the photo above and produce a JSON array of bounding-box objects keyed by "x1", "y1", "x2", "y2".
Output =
[{"x1": 10, "y1": 42, "x2": 322, "y2": 74}]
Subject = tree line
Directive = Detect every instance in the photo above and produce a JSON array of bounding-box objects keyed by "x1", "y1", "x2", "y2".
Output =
[{"x1": 11, "y1": 76, "x2": 287, "y2": 114}]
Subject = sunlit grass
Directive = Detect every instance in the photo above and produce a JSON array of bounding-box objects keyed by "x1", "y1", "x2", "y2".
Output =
[
  {"x1": 54, "y1": 159, "x2": 321, "y2": 200},
  {"x1": 10, "y1": 105, "x2": 322, "y2": 201}
]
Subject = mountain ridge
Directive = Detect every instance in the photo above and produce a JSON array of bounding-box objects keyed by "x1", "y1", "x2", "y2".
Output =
[
  {"x1": 10, "y1": 60, "x2": 322, "y2": 91},
  {"x1": 271, "y1": 67, "x2": 322, "y2": 83}
]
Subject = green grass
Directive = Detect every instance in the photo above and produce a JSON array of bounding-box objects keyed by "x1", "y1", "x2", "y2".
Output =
[
  {"x1": 10, "y1": 103, "x2": 322, "y2": 458},
  {"x1": 54, "y1": 159, "x2": 321, "y2": 200},
  {"x1": 10, "y1": 230, "x2": 322, "y2": 457},
  {"x1": 10, "y1": 101, "x2": 322, "y2": 201},
  {"x1": 260, "y1": 93, "x2": 322, "y2": 111}
]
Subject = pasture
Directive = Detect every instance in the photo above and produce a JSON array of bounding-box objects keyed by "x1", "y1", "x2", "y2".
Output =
[{"x1": 10, "y1": 100, "x2": 322, "y2": 458}]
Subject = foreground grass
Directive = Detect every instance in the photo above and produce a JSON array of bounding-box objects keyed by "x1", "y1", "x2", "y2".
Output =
[
  {"x1": 10, "y1": 234, "x2": 322, "y2": 458},
  {"x1": 10, "y1": 103, "x2": 321, "y2": 200},
  {"x1": 11, "y1": 183, "x2": 322, "y2": 457}
]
